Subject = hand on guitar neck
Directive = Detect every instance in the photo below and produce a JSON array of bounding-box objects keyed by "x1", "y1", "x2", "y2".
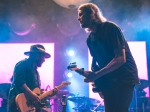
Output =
[
  {"x1": 67, "y1": 63, "x2": 104, "y2": 98},
  {"x1": 41, "y1": 88, "x2": 58, "y2": 97},
  {"x1": 67, "y1": 62, "x2": 98, "y2": 82}
]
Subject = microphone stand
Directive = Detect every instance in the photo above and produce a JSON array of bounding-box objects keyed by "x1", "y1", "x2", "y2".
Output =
[
  {"x1": 91, "y1": 100, "x2": 104, "y2": 112},
  {"x1": 61, "y1": 95, "x2": 67, "y2": 112}
]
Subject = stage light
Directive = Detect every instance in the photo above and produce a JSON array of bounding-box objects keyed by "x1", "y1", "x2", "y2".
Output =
[
  {"x1": 68, "y1": 50, "x2": 75, "y2": 56},
  {"x1": 67, "y1": 72, "x2": 73, "y2": 78},
  {"x1": 53, "y1": 0, "x2": 91, "y2": 9}
]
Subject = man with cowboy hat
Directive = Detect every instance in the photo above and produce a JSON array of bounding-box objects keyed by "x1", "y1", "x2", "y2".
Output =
[{"x1": 8, "y1": 44, "x2": 57, "y2": 112}]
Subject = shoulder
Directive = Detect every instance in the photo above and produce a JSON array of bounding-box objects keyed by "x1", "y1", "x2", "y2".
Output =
[
  {"x1": 104, "y1": 21, "x2": 121, "y2": 30},
  {"x1": 15, "y1": 59, "x2": 28, "y2": 68}
]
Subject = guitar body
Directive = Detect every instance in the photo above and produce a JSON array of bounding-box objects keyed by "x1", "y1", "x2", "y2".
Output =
[
  {"x1": 15, "y1": 88, "x2": 40, "y2": 112},
  {"x1": 92, "y1": 77, "x2": 104, "y2": 92},
  {"x1": 67, "y1": 63, "x2": 104, "y2": 99},
  {"x1": 15, "y1": 82, "x2": 71, "y2": 112}
]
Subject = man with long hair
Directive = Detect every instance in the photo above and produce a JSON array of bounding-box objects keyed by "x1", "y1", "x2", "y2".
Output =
[{"x1": 77, "y1": 3, "x2": 139, "y2": 112}]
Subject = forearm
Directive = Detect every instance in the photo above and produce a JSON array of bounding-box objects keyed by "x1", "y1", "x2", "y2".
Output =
[
  {"x1": 20, "y1": 84, "x2": 33, "y2": 94},
  {"x1": 20, "y1": 84, "x2": 40, "y2": 103},
  {"x1": 96, "y1": 57, "x2": 125, "y2": 78}
]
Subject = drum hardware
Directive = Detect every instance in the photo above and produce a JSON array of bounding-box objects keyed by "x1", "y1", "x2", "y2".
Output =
[
  {"x1": 135, "y1": 79, "x2": 150, "y2": 91},
  {"x1": 0, "y1": 83, "x2": 11, "y2": 112},
  {"x1": 51, "y1": 91, "x2": 102, "y2": 112},
  {"x1": 0, "y1": 83, "x2": 11, "y2": 99},
  {"x1": 0, "y1": 99, "x2": 8, "y2": 112},
  {"x1": 51, "y1": 90, "x2": 74, "y2": 112},
  {"x1": 68, "y1": 96, "x2": 101, "y2": 112},
  {"x1": 67, "y1": 96, "x2": 100, "y2": 104},
  {"x1": 39, "y1": 95, "x2": 52, "y2": 112},
  {"x1": 90, "y1": 100, "x2": 104, "y2": 112},
  {"x1": 133, "y1": 88, "x2": 138, "y2": 112},
  {"x1": 58, "y1": 90, "x2": 69, "y2": 95},
  {"x1": 61, "y1": 95, "x2": 67, "y2": 112},
  {"x1": 130, "y1": 79, "x2": 150, "y2": 112}
]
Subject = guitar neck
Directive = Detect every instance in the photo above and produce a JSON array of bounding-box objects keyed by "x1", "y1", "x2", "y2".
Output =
[
  {"x1": 39, "y1": 84, "x2": 64, "y2": 100},
  {"x1": 75, "y1": 69, "x2": 87, "y2": 78},
  {"x1": 67, "y1": 64, "x2": 87, "y2": 77}
]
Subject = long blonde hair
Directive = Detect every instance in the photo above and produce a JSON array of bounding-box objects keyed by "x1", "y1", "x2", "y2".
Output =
[
  {"x1": 78, "y1": 3, "x2": 107, "y2": 32},
  {"x1": 78, "y1": 3, "x2": 107, "y2": 24}
]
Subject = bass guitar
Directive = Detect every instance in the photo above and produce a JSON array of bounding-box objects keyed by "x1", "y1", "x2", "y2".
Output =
[
  {"x1": 67, "y1": 63, "x2": 102, "y2": 93},
  {"x1": 15, "y1": 81, "x2": 71, "y2": 112}
]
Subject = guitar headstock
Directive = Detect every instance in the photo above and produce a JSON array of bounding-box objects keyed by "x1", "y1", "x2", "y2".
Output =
[
  {"x1": 67, "y1": 62, "x2": 86, "y2": 77},
  {"x1": 61, "y1": 81, "x2": 71, "y2": 86},
  {"x1": 67, "y1": 62, "x2": 77, "y2": 71}
]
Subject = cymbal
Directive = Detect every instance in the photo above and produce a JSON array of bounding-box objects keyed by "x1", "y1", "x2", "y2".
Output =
[
  {"x1": 89, "y1": 97, "x2": 100, "y2": 104},
  {"x1": 57, "y1": 90, "x2": 78, "y2": 97},
  {"x1": 136, "y1": 79, "x2": 150, "y2": 90},
  {"x1": 50, "y1": 91, "x2": 78, "y2": 99},
  {"x1": 50, "y1": 95, "x2": 59, "y2": 100},
  {"x1": 68, "y1": 96, "x2": 100, "y2": 104},
  {"x1": 57, "y1": 90, "x2": 69, "y2": 95},
  {"x1": 68, "y1": 92, "x2": 82, "y2": 97},
  {"x1": 50, "y1": 90, "x2": 73, "y2": 99}
]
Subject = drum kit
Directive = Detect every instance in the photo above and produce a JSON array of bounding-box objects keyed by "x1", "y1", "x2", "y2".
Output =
[
  {"x1": 51, "y1": 79, "x2": 150, "y2": 112},
  {"x1": 0, "y1": 83, "x2": 11, "y2": 112},
  {"x1": 51, "y1": 90, "x2": 103, "y2": 112},
  {"x1": 1, "y1": 79, "x2": 150, "y2": 112},
  {"x1": 67, "y1": 95, "x2": 103, "y2": 112},
  {"x1": 0, "y1": 83, "x2": 102, "y2": 112},
  {"x1": 129, "y1": 79, "x2": 150, "y2": 112}
]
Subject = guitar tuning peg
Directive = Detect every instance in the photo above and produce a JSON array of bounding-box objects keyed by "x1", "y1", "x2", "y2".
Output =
[{"x1": 71, "y1": 62, "x2": 76, "y2": 64}]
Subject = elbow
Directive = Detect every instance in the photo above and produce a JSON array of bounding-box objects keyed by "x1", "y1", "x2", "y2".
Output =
[
  {"x1": 117, "y1": 57, "x2": 126, "y2": 65},
  {"x1": 123, "y1": 55, "x2": 126, "y2": 63},
  {"x1": 120, "y1": 58, "x2": 126, "y2": 65},
  {"x1": 14, "y1": 80, "x2": 26, "y2": 89}
]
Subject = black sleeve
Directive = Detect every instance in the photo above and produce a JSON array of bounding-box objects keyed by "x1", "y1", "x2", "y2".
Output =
[
  {"x1": 86, "y1": 34, "x2": 94, "y2": 57},
  {"x1": 86, "y1": 34, "x2": 100, "y2": 70},
  {"x1": 14, "y1": 61, "x2": 26, "y2": 88},
  {"x1": 109, "y1": 23, "x2": 125, "y2": 50}
]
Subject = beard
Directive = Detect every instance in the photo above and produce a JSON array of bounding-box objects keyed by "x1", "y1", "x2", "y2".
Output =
[
  {"x1": 80, "y1": 23, "x2": 88, "y2": 28},
  {"x1": 80, "y1": 22, "x2": 91, "y2": 28},
  {"x1": 36, "y1": 61, "x2": 43, "y2": 67}
]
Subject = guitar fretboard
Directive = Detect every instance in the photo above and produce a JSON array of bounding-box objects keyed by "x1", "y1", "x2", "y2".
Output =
[{"x1": 39, "y1": 84, "x2": 66, "y2": 100}]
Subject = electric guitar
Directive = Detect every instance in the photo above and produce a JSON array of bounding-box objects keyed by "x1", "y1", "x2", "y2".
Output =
[
  {"x1": 15, "y1": 81, "x2": 71, "y2": 112},
  {"x1": 67, "y1": 63, "x2": 104, "y2": 99},
  {"x1": 67, "y1": 63, "x2": 102, "y2": 93}
]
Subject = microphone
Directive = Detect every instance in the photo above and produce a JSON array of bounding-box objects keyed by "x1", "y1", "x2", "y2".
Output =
[{"x1": 61, "y1": 95, "x2": 67, "y2": 112}]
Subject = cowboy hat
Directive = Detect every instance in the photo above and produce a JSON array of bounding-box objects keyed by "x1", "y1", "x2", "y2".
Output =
[{"x1": 24, "y1": 44, "x2": 51, "y2": 58}]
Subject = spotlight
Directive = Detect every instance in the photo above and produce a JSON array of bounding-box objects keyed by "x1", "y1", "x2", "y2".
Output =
[
  {"x1": 68, "y1": 50, "x2": 75, "y2": 56},
  {"x1": 67, "y1": 72, "x2": 73, "y2": 78}
]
